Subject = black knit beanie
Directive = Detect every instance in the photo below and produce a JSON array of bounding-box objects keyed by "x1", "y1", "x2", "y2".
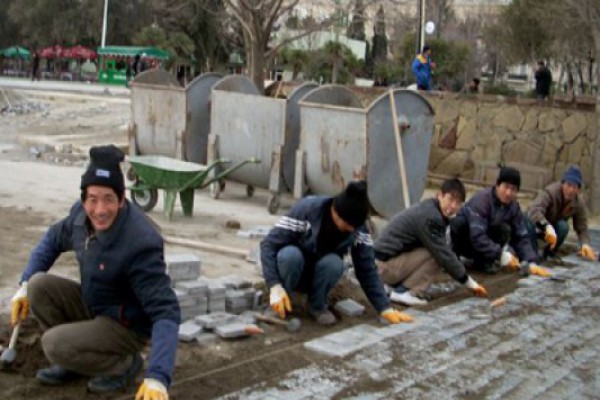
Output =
[
  {"x1": 80, "y1": 145, "x2": 125, "y2": 198},
  {"x1": 333, "y1": 181, "x2": 370, "y2": 228},
  {"x1": 496, "y1": 166, "x2": 521, "y2": 190}
]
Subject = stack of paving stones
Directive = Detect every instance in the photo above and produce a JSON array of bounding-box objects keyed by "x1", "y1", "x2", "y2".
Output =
[{"x1": 166, "y1": 253, "x2": 265, "y2": 343}]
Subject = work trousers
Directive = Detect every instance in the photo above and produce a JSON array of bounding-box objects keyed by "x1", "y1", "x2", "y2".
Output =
[
  {"x1": 276, "y1": 245, "x2": 346, "y2": 313},
  {"x1": 451, "y1": 215, "x2": 511, "y2": 271},
  {"x1": 526, "y1": 218, "x2": 569, "y2": 256},
  {"x1": 28, "y1": 273, "x2": 146, "y2": 376},
  {"x1": 376, "y1": 248, "x2": 445, "y2": 296}
]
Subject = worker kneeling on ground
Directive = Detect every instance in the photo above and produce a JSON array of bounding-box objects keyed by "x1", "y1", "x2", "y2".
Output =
[
  {"x1": 10, "y1": 145, "x2": 180, "y2": 399},
  {"x1": 260, "y1": 181, "x2": 412, "y2": 326},
  {"x1": 526, "y1": 165, "x2": 597, "y2": 262},
  {"x1": 450, "y1": 166, "x2": 551, "y2": 278},
  {"x1": 375, "y1": 178, "x2": 487, "y2": 307}
]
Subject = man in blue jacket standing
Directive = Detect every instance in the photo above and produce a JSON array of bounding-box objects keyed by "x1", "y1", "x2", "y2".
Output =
[
  {"x1": 260, "y1": 181, "x2": 413, "y2": 326},
  {"x1": 412, "y1": 45, "x2": 434, "y2": 90},
  {"x1": 10, "y1": 145, "x2": 180, "y2": 399}
]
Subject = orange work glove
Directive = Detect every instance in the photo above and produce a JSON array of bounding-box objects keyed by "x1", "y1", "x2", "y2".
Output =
[
  {"x1": 135, "y1": 378, "x2": 168, "y2": 400},
  {"x1": 544, "y1": 224, "x2": 557, "y2": 249},
  {"x1": 580, "y1": 244, "x2": 597, "y2": 261},
  {"x1": 10, "y1": 283, "x2": 29, "y2": 326},
  {"x1": 269, "y1": 284, "x2": 291, "y2": 319},
  {"x1": 500, "y1": 250, "x2": 520, "y2": 271},
  {"x1": 528, "y1": 263, "x2": 553, "y2": 278},
  {"x1": 380, "y1": 308, "x2": 414, "y2": 324},
  {"x1": 464, "y1": 276, "x2": 488, "y2": 297}
]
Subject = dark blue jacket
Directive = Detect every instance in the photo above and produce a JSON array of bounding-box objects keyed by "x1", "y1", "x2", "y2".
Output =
[
  {"x1": 22, "y1": 201, "x2": 180, "y2": 388},
  {"x1": 260, "y1": 196, "x2": 390, "y2": 313},
  {"x1": 457, "y1": 187, "x2": 536, "y2": 262}
]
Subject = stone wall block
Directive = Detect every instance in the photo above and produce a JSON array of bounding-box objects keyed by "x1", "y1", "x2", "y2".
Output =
[
  {"x1": 436, "y1": 100, "x2": 460, "y2": 124},
  {"x1": 566, "y1": 135, "x2": 586, "y2": 164},
  {"x1": 492, "y1": 106, "x2": 524, "y2": 132},
  {"x1": 562, "y1": 114, "x2": 588, "y2": 143},
  {"x1": 539, "y1": 111, "x2": 559, "y2": 132},
  {"x1": 429, "y1": 146, "x2": 453, "y2": 170},
  {"x1": 460, "y1": 100, "x2": 478, "y2": 119},
  {"x1": 522, "y1": 108, "x2": 539, "y2": 132},
  {"x1": 432, "y1": 151, "x2": 472, "y2": 176},
  {"x1": 501, "y1": 140, "x2": 543, "y2": 165},
  {"x1": 581, "y1": 155, "x2": 592, "y2": 186},
  {"x1": 456, "y1": 117, "x2": 478, "y2": 150},
  {"x1": 541, "y1": 137, "x2": 562, "y2": 169}
]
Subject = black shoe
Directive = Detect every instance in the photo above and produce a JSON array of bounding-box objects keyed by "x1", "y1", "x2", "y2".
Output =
[
  {"x1": 36, "y1": 365, "x2": 82, "y2": 386},
  {"x1": 87, "y1": 353, "x2": 143, "y2": 393}
]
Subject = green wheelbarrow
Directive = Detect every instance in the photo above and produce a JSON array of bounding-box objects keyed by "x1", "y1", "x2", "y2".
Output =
[{"x1": 126, "y1": 155, "x2": 260, "y2": 219}]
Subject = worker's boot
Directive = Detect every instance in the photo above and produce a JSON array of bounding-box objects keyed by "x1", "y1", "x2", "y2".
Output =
[
  {"x1": 309, "y1": 309, "x2": 337, "y2": 326},
  {"x1": 36, "y1": 365, "x2": 82, "y2": 386},
  {"x1": 87, "y1": 353, "x2": 143, "y2": 393}
]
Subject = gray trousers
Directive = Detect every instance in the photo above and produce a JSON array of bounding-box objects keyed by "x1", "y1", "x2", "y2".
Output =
[
  {"x1": 28, "y1": 273, "x2": 146, "y2": 376},
  {"x1": 376, "y1": 248, "x2": 446, "y2": 295}
]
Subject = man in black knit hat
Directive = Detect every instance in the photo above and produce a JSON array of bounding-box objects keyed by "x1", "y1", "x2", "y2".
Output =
[
  {"x1": 9, "y1": 145, "x2": 180, "y2": 399},
  {"x1": 450, "y1": 166, "x2": 551, "y2": 277},
  {"x1": 261, "y1": 181, "x2": 413, "y2": 326}
]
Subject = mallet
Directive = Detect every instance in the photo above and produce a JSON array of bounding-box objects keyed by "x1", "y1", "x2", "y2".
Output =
[
  {"x1": 0, "y1": 321, "x2": 21, "y2": 367},
  {"x1": 255, "y1": 314, "x2": 302, "y2": 333}
]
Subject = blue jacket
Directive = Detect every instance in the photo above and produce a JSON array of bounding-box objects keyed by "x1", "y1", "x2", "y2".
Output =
[
  {"x1": 412, "y1": 53, "x2": 431, "y2": 89},
  {"x1": 22, "y1": 201, "x2": 180, "y2": 388},
  {"x1": 456, "y1": 187, "x2": 536, "y2": 262},
  {"x1": 260, "y1": 196, "x2": 390, "y2": 313}
]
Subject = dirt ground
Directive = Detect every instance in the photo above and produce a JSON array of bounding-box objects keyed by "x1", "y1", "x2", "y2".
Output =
[{"x1": 0, "y1": 87, "x2": 582, "y2": 399}]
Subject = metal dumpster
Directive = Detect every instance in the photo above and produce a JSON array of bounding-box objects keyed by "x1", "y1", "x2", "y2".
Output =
[
  {"x1": 294, "y1": 85, "x2": 366, "y2": 197},
  {"x1": 367, "y1": 89, "x2": 435, "y2": 219},
  {"x1": 208, "y1": 75, "x2": 289, "y2": 213},
  {"x1": 128, "y1": 71, "x2": 222, "y2": 164},
  {"x1": 294, "y1": 87, "x2": 435, "y2": 219}
]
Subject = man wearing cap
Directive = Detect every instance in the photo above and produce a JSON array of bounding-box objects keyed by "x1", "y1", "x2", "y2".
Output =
[
  {"x1": 375, "y1": 179, "x2": 488, "y2": 306},
  {"x1": 9, "y1": 145, "x2": 179, "y2": 399},
  {"x1": 526, "y1": 165, "x2": 596, "y2": 261},
  {"x1": 451, "y1": 166, "x2": 550, "y2": 277},
  {"x1": 260, "y1": 181, "x2": 413, "y2": 326}
]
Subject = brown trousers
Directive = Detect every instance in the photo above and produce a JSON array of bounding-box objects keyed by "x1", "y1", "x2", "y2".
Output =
[
  {"x1": 376, "y1": 248, "x2": 446, "y2": 295},
  {"x1": 28, "y1": 273, "x2": 146, "y2": 376}
]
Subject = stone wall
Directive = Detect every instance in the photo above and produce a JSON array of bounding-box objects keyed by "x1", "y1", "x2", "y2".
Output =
[{"x1": 425, "y1": 94, "x2": 597, "y2": 189}]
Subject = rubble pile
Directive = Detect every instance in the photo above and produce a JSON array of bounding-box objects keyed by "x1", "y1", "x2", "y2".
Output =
[{"x1": 0, "y1": 88, "x2": 48, "y2": 115}]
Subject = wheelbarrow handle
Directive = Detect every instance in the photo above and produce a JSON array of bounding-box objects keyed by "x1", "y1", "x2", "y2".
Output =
[{"x1": 201, "y1": 158, "x2": 261, "y2": 188}]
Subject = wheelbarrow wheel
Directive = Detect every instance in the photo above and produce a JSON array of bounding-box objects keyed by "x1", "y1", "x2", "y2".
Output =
[
  {"x1": 246, "y1": 185, "x2": 255, "y2": 198},
  {"x1": 267, "y1": 194, "x2": 280, "y2": 215},
  {"x1": 131, "y1": 188, "x2": 158, "y2": 212}
]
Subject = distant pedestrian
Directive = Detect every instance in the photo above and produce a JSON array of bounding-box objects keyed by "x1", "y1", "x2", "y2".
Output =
[
  {"x1": 465, "y1": 77, "x2": 480, "y2": 94},
  {"x1": 412, "y1": 45, "x2": 435, "y2": 91},
  {"x1": 535, "y1": 61, "x2": 552, "y2": 100},
  {"x1": 31, "y1": 52, "x2": 40, "y2": 81}
]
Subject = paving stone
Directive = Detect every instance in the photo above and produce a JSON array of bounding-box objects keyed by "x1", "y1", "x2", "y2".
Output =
[
  {"x1": 176, "y1": 280, "x2": 208, "y2": 295},
  {"x1": 178, "y1": 321, "x2": 202, "y2": 342},
  {"x1": 215, "y1": 323, "x2": 255, "y2": 338},
  {"x1": 334, "y1": 299, "x2": 365, "y2": 316},
  {"x1": 166, "y1": 253, "x2": 201, "y2": 281},
  {"x1": 194, "y1": 312, "x2": 238, "y2": 330}
]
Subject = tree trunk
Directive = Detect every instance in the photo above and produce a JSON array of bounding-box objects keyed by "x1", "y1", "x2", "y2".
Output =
[{"x1": 590, "y1": 32, "x2": 600, "y2": 214}]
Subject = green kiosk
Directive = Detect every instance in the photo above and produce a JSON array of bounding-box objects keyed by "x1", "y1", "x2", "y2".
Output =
[{"x1": 97, "y1": 46, "x2": 169, "y2": 85}]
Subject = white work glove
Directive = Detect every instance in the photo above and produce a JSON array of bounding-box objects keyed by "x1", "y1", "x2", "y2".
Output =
[
  {"x1": 500, "y1": 250, "x2": 520, "y2": 271},
  {"x1": 269, "y1": 284, "x2": 291, "y2": 319},
  {"x1": 464, "y1": 276, "x2": 488, "y2": 297},
  {"x1": 135, "y1": 378, "x2": 169, "y2": 400},
  {"x1": 10, "y1": 282, "x2": 29, "y2": 326},
  {"x1": 544, "y1": 224, "x2": 557, "y2": 249}
]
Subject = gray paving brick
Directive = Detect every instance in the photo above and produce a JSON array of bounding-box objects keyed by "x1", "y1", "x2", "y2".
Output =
[
  {"x1": 194, "y1": 312, "x2": 238, "y2": 329},
  {"x1": 165, "y1": 253, "x2": 201, "y2": 281},
  {"x1": 334, "y1": 299, "x2": 365, "y2": 316},
  {"x1": 215, "y1": 323, "x2": 257, "y2": 338},
  {"x1": 178, "y1": 321, "x2": 202, "y2": 342}
]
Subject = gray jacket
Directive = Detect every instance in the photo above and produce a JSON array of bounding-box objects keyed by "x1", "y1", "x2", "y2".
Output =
[
  {"x1": 374, "y1": 198, "x2": 468, "y2": 284},
  {"x1": 527, "y1": 181, "x2": 590, "y2": 245}
]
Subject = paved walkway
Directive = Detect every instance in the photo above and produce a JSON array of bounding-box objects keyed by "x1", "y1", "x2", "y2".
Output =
[{"x1": 218, "y1": 255, "x2": 600, "y2": 399}]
